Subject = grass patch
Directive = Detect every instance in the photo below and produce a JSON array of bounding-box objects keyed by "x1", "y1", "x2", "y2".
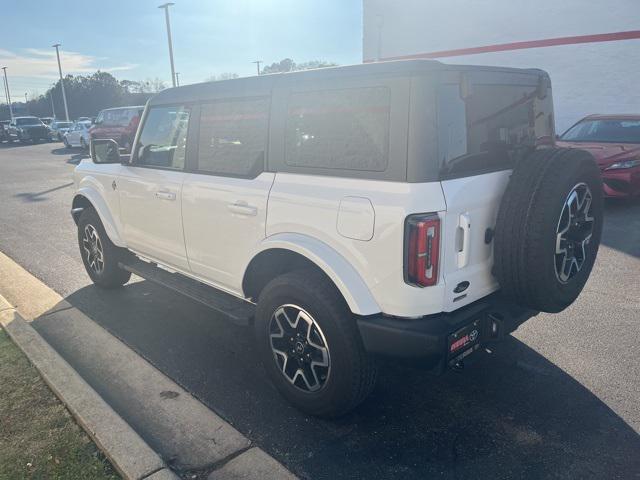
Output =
[{"x1": 0, "y1": 329, "x2": 120, "y2": 480}]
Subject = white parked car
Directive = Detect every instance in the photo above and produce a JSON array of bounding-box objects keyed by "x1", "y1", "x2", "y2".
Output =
[
  {"x1": 71, "y1": 60, "x2": 603, "y2": 417},
  {"x1": 64, "y1": 121, "x2": 92, "y2": 149}
]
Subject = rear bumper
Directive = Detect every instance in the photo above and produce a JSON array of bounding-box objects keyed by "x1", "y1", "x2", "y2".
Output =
[{"x1": 356, "y1": 293, "x2": 537, "y2": 373}]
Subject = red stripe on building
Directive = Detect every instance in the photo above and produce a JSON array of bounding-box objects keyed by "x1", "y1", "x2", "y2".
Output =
[{"x1": 365, "y1": 30, "x2": 640, "y2": 62}]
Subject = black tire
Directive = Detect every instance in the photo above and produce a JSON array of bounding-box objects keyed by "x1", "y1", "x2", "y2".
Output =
[
  {"x1": 77, "y1": 208, "x2": 131, "y2": 288},
  {"x1": 494, "y1": 147, "x2": 603, "y2": 313},
  {"x1": 254, "y1": 270, "x2": 377, "y2": 418}
]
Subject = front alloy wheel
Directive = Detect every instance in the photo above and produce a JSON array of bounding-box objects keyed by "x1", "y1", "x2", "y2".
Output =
[
  {"x1": 269, "y1": 304, "x2": 330, "y2": 392},
  {"x1": 82, "y1": 224, "x2": 105, "y2": 275}
]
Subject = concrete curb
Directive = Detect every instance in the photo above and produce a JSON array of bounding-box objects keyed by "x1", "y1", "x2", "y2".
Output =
[
  {"x1": 0, "y1": 295, "x2": 178, "y2": 480},
  {"x1": 0, "y1": 250, "x2": 298, "y2": 479}
]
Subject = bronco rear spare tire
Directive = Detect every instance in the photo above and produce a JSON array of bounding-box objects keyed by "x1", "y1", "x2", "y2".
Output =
[{"x1": 494, "y1": 148, "x2": 603, "y2": 313}]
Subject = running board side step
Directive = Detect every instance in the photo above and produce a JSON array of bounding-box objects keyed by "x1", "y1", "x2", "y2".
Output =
[{"x1": 119, "y1": 258, "x2": 255, "y2": 326}]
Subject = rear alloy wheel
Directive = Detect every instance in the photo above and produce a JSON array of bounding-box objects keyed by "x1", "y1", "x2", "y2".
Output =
[
  {"x1": 269, "y1": 304, "x2": 331, "y2": 392},
  {"x1": 255, "y1": 270, "x2": 377, "y2": 418}
]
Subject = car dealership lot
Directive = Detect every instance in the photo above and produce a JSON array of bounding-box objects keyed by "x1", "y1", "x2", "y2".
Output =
[{"x1": 1, "y1": 142, "x2": 639, "y2": 479}]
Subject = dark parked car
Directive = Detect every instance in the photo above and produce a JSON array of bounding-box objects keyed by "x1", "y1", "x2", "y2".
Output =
[
  {"x1": 0, "y1": 120, "x2": 10, "y2": 143},
  {"x1": 90, "y1": 106, "x2": 144, "y2": 152},
  {"x1": 7, "y1": 116, "x2": 50, "y2": 143},
  {"x1": 557, "y1": 114, "x2": 640, "y2": 197}
]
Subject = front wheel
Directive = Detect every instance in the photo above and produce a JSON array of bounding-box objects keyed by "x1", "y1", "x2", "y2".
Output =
[
  {"x1": 77, "y1": 208, "x2": 131, "y2": 288},
  {"x1": 254, "y1": 270, "x2": 377, "y2": 418}
]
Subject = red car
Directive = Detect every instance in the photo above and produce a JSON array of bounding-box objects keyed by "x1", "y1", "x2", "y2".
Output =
[
  {"x1": 90, "y1": 106, "x2": 144, "y2": 153},
  {"x1": 557, "y1": 114, "x2": 640, "y2": 197}
]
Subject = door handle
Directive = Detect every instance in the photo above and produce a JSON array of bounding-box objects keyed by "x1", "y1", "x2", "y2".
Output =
[
  {"x1": 456, "y1": 212, "x2": 471, "y2": 268},
  {"x1": 227, "y1": 201, "x2": 258, "y2": 216},
  {"x1": 155, "y1": 190, "x2": 176, "y2": 201}
]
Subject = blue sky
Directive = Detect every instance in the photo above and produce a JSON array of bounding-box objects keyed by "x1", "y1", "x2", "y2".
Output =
[{"x1": 1, "y1": 0, "x2": 363, "y2": 96}]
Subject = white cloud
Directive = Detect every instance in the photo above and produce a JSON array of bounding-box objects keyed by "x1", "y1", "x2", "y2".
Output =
[{"x1": 0, "y1": 48, "x2": 136, "y2": 79}]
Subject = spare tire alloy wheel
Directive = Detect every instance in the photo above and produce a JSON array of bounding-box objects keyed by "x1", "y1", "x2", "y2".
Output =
[
  {"x1": 555, "y1": 183, "x2": 594, "y2": 284},
  {"x1": 269, "y1": 304, "x2": 330, "y2": 392},
  {"x1": 82, "y1": 224, "x2": 104, "y2": 275}
]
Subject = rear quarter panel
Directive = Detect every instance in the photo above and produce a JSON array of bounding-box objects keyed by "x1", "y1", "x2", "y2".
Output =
[{"x1": 266, "y1": 173, "x2": 448, "y2": 317}]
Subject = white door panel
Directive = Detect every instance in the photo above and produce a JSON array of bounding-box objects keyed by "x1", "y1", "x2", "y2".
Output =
[
  {"x1": 440, "y1": 170, "x2": 511, "y2": 311},
  {"x1": 118, "y1": 166, "x2": 189, "y2": 270},
  {"x1": 182, "y1": 172, "x2": 275, "y2": 293}
]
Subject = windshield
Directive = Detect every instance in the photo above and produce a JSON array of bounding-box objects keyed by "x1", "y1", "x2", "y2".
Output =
[
  {"x1": 16, "y1": 117, "x2": 42, "y2": 126},
  {"x1": 561, "y1": 119, "x2": 640, "y2": 144}
]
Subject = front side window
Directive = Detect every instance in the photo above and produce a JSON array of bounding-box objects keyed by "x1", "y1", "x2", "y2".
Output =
[
  {"x1": 136, "y1": 105, "x2": 190, "y2": 170},
  {"x1": 285, "y1": 87, "x2": 390, "y2": 172},
  {"x1": 438, "y1": 81, "x2": 554, "y2": 177},
  {"x1": 197, "y1": 98, "x2": 269, "y2": 177}
]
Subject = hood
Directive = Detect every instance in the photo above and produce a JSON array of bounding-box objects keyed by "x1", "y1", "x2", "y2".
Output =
[{"x1": 556, "y1": 141, "x2": 640, "y2": 168}]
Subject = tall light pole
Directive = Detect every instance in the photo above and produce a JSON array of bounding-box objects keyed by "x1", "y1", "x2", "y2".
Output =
[
  {"x1": 175, "y1": 72, "x2": 180, "y2": 86},
  {"x1": 2, "y1": 67, "x2": 14, "y2": 120},
  {"x1": 24, "y1": 92, "x2": 28, "y2": 103},
  {"x1": 158, "y1": 3, "x2": 177, "y2": 87},
  {"x1": 49, "y1": 90, "x2": 56, "y2": 118},
  {"x1": 52, "y1": 44, "x2": 70, "y2": 121},
  {"x1": 252, "y1": 60, "x2": 262, "y2": 75}
]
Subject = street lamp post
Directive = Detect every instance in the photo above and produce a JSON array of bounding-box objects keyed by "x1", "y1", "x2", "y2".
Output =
[
  {"x1": 49, "y1": 91, "x2": 56, "y2": 119},
  {"x1": 175, "y1": 72, "x2": 180, "y2": 86},
  {"x1": 158, "y1": 3, "x2": 177, "y2": 87},
  {"x1": 252, "y1": 60, "x2": 262, "y2": 75},
  {"x1": 1, "y1": 67, "x2": 14, "y2": 120},
  {"x1": 52, "y1": 44, "x2": 70, "y2": 121}
]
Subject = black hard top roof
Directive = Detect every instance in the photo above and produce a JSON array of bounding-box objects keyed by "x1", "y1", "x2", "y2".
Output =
[{"x1": 149, "y1": 59, "x2": 546, "y2": 106}]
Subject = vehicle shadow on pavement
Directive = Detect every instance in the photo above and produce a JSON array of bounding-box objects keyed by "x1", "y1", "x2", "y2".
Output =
[
  {"x1": 49, "y1": 147, "x2": 88, "y2": 165},
  {"x1": 602, "y1": 198, "x2": 640, "y2": 258},
  {"x1": 31, "y1": 280, "x2": 640, "y2": 480},
  {"x1": 14, "y1": 182, "x2": 74, "y2": 202}
]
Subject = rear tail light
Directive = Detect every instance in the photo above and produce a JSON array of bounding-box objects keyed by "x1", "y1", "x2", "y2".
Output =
[{"x1": 404, "y1": 214, "x2": 441, "y2": 287}]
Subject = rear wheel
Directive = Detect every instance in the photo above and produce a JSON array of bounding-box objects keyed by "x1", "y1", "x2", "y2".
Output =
[
  {"x1": 255, "y1": 270, "x2": 377, "y2": 418},
  {"x1": 494, "y1": 148, "x2": 603, "y2": 312},
  {"x1": 77, "y1": 208, "x2": 131, "y2": 288}
]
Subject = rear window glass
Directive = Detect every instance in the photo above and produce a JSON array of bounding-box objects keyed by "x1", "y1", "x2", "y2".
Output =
[
  {"x1": 197, "y1": 98, "x2": 269, "y2": 177},
  {"x1": 285, "y1": 87, "x2": 390, "y2": 172},
  {"x1": 437, "y1": 81, "x2": 554, "y2": 177}
]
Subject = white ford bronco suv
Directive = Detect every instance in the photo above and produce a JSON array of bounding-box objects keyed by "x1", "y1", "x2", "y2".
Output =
[{"x1": 72, "y1": 60, "x2": 603, "y2": 417}]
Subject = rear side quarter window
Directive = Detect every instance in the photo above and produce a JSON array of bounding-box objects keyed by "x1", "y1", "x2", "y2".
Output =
[{"x1": 284, "y1": 87, "x2": 391, "y2": 172}]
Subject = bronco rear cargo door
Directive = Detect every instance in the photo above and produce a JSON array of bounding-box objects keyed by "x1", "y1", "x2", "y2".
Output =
[{"x1": 437, "y1": 72, "x2": 554, "y2": 311}]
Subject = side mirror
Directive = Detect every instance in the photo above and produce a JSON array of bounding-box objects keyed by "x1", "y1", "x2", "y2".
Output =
[{"x1": 91, "y1": 139, "x2": 121, "y2": 164}]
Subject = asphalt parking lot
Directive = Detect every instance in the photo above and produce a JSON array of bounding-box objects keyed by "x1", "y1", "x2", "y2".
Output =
[{"x1": 1, "y1": 141, "x2": 639, "y2": 480}]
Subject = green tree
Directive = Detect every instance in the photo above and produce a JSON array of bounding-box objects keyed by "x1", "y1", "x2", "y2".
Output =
[{"x1": 260, "y1": 58, "x2": 337, "y2": 75}]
